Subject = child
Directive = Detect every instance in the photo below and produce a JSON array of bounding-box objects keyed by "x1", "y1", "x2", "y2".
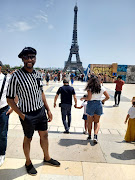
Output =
[
  {"x1": 124, "y1": 97, "x2": 135, "y2": 142},
  {"x1": 75, "y1": 95, "x2": 88, "y2": 134}
]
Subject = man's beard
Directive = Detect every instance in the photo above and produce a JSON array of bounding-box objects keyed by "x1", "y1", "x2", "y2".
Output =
[{"x1": 24, "y1": 62, "x2": 35, "y2": 69}]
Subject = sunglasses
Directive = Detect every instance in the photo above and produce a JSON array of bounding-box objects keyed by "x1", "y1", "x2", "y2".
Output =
[{"x1": 23, "y1": 55, "x2": 36, "y2": 60}]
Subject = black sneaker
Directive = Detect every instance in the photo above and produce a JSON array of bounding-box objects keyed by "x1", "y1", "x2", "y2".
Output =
[
  {"x1": 44, "y1": 158, "x2": 60, "y2": 167},
  {"x1": 93, "y1": 134, "x2": 98, "y2": 144},
  {"x1": 63, "y1": 130, "x2": 70, "y2": 134},
  {"x1": 25, "y1": 163, "x2": 37, "y2": 176},
  {"x1": 87, "y1": 135, "x2": 91, "y2": 140}
]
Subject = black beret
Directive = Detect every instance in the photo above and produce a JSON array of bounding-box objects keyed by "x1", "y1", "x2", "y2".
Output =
[{"x1": 18, "y1": 47, "x2": 37, "y2": 58}]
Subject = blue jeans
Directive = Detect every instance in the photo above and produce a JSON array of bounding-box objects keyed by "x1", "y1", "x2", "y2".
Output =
[
  {"x1": 61, "y1": 104, "x2": 71, "y2": 131},
  {"x1": 0, "y1": 105, "x2": 9, "y2": 155}
]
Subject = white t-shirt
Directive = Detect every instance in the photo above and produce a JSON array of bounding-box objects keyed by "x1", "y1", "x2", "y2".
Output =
[
  {"x1": 81, "y1": 101, "x2": 87, "y2": 115},
  {"x1": 0, "y1": 73, "x2": 10, "y2": 109},
  {"x1": 89, "y1": 86, "x2": 106, "y2": 101},
  {"x1": 128, "y1": 106, "x2": 135, "y2": 119}
]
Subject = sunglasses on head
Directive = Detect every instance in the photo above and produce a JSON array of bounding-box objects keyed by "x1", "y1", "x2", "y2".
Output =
[{"x1": 23, "y1": 55, "x2": 36, "y2": 60}]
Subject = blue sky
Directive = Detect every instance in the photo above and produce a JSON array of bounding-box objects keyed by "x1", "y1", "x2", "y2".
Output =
[{"x1": 0, "y1": 0, "x2": 135, "y2": 69}]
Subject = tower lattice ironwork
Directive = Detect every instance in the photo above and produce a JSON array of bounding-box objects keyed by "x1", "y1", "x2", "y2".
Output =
[{"x1": 63, "y1": 4, "x2": 84, "y2": 73}]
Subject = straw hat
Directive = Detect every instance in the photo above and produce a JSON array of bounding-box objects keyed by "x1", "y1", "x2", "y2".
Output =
[{"x1": 131, "y1": 97, "x2": 135, "y2": 102}]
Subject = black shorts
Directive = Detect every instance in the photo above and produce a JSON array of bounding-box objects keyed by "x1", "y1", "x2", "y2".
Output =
[{"x1": 19, "y1": 106, "x2": 48, "y2": 138}]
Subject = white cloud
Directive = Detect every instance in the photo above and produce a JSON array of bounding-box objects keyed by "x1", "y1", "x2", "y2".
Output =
[
  {"x1": 48, "y1": 24, "x2": 54, "y2": 30},
  {"x1": 8, "y1": 21, "x2": 33, "y2": 32},
  {"x1": 46, "y1": 0, "x2": 54, "y2": 8},
  {"x1": 35, "y1": 14, "x2": 48, "y2": 23}
]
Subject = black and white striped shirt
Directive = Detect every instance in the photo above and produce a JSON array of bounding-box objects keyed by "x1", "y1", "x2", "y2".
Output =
[{"x1": 6, "y1": 67, "x2": 44, "y2": 113}]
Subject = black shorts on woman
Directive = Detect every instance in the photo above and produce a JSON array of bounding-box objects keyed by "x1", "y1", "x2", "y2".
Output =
[{"x1": 19, "y1": 106, "x2": 48, "y2": 138}]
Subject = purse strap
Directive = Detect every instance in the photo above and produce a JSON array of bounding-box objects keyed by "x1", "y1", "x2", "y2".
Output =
[{"x1": 0, "y1": 75, "x2": 7, "y2": 101}]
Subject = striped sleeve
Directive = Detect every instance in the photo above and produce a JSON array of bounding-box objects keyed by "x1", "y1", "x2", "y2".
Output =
[{"x1": 6, "y1": 73, "x2": 18, "y2": 99}]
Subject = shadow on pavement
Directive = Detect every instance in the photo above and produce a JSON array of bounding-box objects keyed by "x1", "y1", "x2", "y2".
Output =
[
  {"x1": 111, "y1": 149, "x2": 135, "y2": 160},
  {"x1": 58, "y1": 139, "x2": 89, "y2": 146},
  {"x1": 103, "y1": 105, "x2": 113, "y2": 108},
  {"x1": 115, "y1": 140, "x2": 135, "y2": 144},
  {"x1": 0, "y1": 162, "x2": 43, "y2": 180}
]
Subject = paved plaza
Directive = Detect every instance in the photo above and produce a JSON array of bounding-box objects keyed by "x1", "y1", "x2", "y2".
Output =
[{"x1": 0, "y1": 80, "x2": 135, "y2": 180}]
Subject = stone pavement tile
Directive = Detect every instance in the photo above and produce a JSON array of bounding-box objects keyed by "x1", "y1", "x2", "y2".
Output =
[
  {"x1": 99, "y1": 134, "x2": 135, "y2": 165},
  {"x1": 75, "y1": 127, "x2": 84, "y2": 133},
  {"x1": 49, "y1": 126, "x2": 58, "y2": 131},
  {"x1": 100, "y1": 129, "x2": 111, "y2": 134},
  {"x1": 109, "y1": 129, "x2": 120, "y2": 135},
  {"x1": 41, "y1": 161, "x2": 83, "y2": 176},
  {"x1": 52, "y1": 86, "x2": 59, "y2": 92},
  {"x1": 0, "y1": 158, "x2": 44, "y2": 180},
  {"x1": 49, "y1": 136, "x2": 106, "y2": 163},
  {"x1": 40, "y1": 174, "x2": 83, "y2": 180},
  {"x1": 82, "y1": 162, "x2": 135, "y2": 180},
  {"x1": 69, "y1": 127, "x2": 75, "y2": 132},
  {"x1": 58, "y1": 126, "x2": 65, "y2": 132},
  {"x1": 118, "y1": 129, "x2": 126, "y2": 136},
  {"x1": 6, "y1": 137, "x2": 25, "y2": 159}
]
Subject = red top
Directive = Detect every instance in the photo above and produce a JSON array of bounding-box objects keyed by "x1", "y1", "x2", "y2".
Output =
[{"x1": 114, "y1": 80, "x2": 125, "y2": 91}]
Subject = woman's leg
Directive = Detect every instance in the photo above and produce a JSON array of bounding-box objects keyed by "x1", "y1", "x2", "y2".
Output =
[
  {"x1": 87, "y1": 115, "x2": 93, "y2": 136},
  {"x1": 93, "y1": 114, "x2": 101, "y2": 135}
]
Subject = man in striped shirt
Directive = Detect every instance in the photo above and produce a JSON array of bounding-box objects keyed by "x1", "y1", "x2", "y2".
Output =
[{"x1": 6, "y1": 47, "x2": 60, "y2": 176}]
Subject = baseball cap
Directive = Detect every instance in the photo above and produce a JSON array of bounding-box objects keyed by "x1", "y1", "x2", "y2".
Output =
[{"x1": 18, "y1": 47, "x2": 37, "y2": 58}]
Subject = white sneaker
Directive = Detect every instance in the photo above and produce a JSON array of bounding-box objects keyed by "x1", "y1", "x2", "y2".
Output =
[{"x1": 0, "y1": 155, "x2": 5, "y2": 167}]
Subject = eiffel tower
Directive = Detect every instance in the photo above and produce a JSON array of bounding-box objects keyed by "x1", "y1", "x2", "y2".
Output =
[{"x1": 63, "y1": 4, "x2": 84, "y2": 73}]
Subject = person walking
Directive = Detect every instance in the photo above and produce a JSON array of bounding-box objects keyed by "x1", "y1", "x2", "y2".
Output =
[
  {"x1": 54, "y1": 78, "x2": 77, "y2": 133},
  {"x1": 45, "y1": 71, "x2": 50, "y2": 86},
  {"x1": 124, "y1": 97, "x2": 135, "y2": 142},
  {"x1": 6, "y1": 47, "x2": 60, "y2": 176},
  {"x1": 70, "y1": 72, "x2": 75, "y2": 85},
  {"x1": 113, "y1": 76, "x2": 124, "y2": 107},
  {"x1": 80, "y1": 75, "x2": 109, "y2": 143},
  {"x1": 75, "y1": 95, "x2": 88, "y2": 134},
  {"x1": 0, "y1": 61, "x2": 13, "y2": 167}
]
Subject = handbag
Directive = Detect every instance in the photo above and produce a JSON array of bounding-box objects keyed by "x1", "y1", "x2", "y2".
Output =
[{"x1": 0, "y1": 75, "x2": 7, "y2": 101}]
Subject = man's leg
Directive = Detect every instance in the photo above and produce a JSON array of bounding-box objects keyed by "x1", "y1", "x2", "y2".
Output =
[
  {"x1": 114, "y1": 91, "x2": 117, "y2": 105},
  {"x1": 0, "y1": 107, "x2": 9, "y2": 156},
  {"x1": 61, "y1": 106, "x2": 68, "y2": 131},
  {"x1": 67, "y1": 105, "x2": 71, "y2": 129},
  {"x1": 117, "y1": 91, "x2": 121, "y2": 105},
  {"x1": 38, "y1": 131, "x2": 50, "y2": 161},
  {"x1": 39, "y1": 130, "x2": 60, "y2": 166},
  {"x1": 23, "y1": 136, "x2": 32, "y2": 165}
]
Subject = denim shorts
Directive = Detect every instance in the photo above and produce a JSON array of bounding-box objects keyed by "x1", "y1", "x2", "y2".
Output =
[
  {"x1": 19, "y1": 106, "x2": 48, "y2": 138},
  {"x1": 86, "y1": 100, "x2": 103, "y2": 116},
  {"x1": 82, "y1": 114, "x2": 87, "y2": 120}
]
